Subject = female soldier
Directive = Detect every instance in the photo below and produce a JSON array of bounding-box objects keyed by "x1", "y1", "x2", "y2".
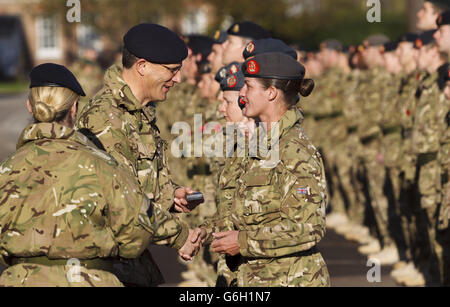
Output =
[
  {"x1": 0, "y1": 63, "x2": 199, "y2": 287},
  {"x1": 209, "y1": 52, "x2": 330, "y2": 287}
]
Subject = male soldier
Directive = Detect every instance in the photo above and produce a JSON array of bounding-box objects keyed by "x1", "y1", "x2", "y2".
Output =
[
  {"x1": 437, "y1": 62, "x2": 450, "y2": 285},
  {"x1": 77, "y1": 24, "x2": 204, "y2": 287},
  {"x1": 417, "y1": 0, "x2": 449, "y2": 31},
  {"x1": 221, "y1": 21, "x2": 270, "y2": 66}
]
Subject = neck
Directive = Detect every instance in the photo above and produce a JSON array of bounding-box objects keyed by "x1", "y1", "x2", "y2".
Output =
[
  {"x1": 427, "y1": 58, "x2": 445, "y2": 74},
  {"x1": 258, "y1": 103, "x2": 287, "y2": 131},
  {"x1": 122, "y1": 69, "x2": 148, "y2": 105}
]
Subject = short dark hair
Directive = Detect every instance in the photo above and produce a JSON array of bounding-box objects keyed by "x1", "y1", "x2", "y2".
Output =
[{"x1": 122, "y1": 47, "x2": 139, "y2": 69}]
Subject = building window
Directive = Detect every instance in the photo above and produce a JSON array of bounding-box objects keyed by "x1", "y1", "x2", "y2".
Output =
[{"x1": 36, "y1": 16, "x2": 62, "y2": 60}]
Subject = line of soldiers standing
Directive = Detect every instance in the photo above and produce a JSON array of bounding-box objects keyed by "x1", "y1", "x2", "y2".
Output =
[
  {"x1": 303, "y1": 1, "x2": 450, "y2": 287},
  {"x1": 154, "y1": 1, "x2": 450, "y2": 287}
]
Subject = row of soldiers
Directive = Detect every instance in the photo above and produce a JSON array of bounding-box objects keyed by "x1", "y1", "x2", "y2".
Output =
[{"x1": 146, "y1": 2, "x2": 450, "y2": 287}]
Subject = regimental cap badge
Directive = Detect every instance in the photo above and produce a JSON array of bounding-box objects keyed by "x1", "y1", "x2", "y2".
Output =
[
  {"x1": 219, "y1": 67, "x2": 227, "y2": 78},
  {"x1": 233, "y1": 24, "x2": 240, "y2": 33},
  {"x1": 246, "y1": 41, "x2": 255, "y2": 54},
  {"x1": 227, "y1": 75, "x2": 237, "y2": 88},
  {"x1": 415, "y1": 38, "x2": 423, "y2": 48},
  {"x1": 214, "y1": 30, "x2": 221, "y2": 40},
  {"x1": 379, "y1": 45, "x2": 385, "y2": 53},
  {"x1": 229, "y1": 64, "x2": 239, "y2": 74},
  {"x1": 438, "y1": 14, "x2": 443, "y2": 26},
  {"x1": 246, "y1": 60, "x2": 259, "y2": 75}
]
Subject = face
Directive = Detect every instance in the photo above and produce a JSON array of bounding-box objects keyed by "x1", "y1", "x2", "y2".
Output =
[
  {"x1": 417, "y1": 45, "x2": 438, "y2": 70},
  {"x1": 180, "y1": 48, "x2": 198, "y2": 83},
  {"x1": 417, "y1": 2, "x2": 439, "y2": 30},
  {"x1": 434, "y1": 25, "x2": 450, "y2": 53},
  {"x1": 444, "y1": 80, "x2": 450, "y2": 100},
  {"x1": 208, "y1": 44, "x2": 225, "y2": 74},
  {"x1": 141, "y1": 60, "x2": 182, "y2": 102},
  {"x1": 396, "y1": 42, "x2": 417, "y2": 68},
  {"x1": 382, "y1": 51, "x2": 401, "y2": 74},
  {"x1": 218, "y1": 91, "x2": 244, "y2": 123},
  {"x1": 222, "y1": 35, "x2": 246, "y2": 65},
  {"x1": 197, "y1": 73, "x2": 213, "y2": 99},
  {"x1": 362, "y1": 46, "x2": 383, "y2": 68},
  {"x1": 239, "y1": 77, "x2": 269, "y2": 119}
]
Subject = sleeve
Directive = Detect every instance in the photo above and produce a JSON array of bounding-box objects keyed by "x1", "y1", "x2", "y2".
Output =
[
  {"x1": 100, "y1": 163, "x2": 189, "y2": 258},
  {"x1": 76, "y1": 100, "x2": 137, "y2": 173},
  {"x1": 239, "y1": 145, "x2": 327, "y2": 258}
]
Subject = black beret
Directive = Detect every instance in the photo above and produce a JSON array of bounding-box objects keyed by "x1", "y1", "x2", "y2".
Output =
[
  {"x1": 227, "y1": 22, "x2": 271, "y2": 40},
  {"x1": 366, "y1": 34, "x2": 390, "y2": 47},
  {"x1": 320, "y1": 39, "x2": 343, "y2": 51},
  {"x1": 414, "y1": 30, "x2": 436, "y2": 48},
  {"x1": 429, "y1": 0, "x2": 450, "y2": 10},
  {"x1": 184, "y1": 35, "x2": 214, "y2": 61},
  {"x1": 398, "y1": 33, "x2": 419, "y2": 43},
  {"x1": 123, "y1": 23, "x2": 187, "y2": 64},
  {"x1": 380, "y1": 41, "x2": 398, "y2": 53},
  {"x1": 212, "y1": 30, "x2": 228, "y2": 44},
  {"x1": 437, "y1": 10, "x2": 450, "y2": 27},
  {"x1": 29, "y1": 63, "x2": 85, "y2": 96},
  {"x1": 243, "y1": 38, "x2": 297, "y2": 60},
  {"x1": 220, "y1": 70, "x2": 245, "y2": 91},
  {"x1": 242, "y1": 52, "x2": 305, "y2": 80},
  {"x1": 215, "y1": 61, "x2": 241, "y2": 83},
  {"x1": 438, "y1": 62, "x2": 450, "y2": 81}
]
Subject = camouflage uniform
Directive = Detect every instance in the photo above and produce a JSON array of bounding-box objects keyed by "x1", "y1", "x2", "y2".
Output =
[
  {"x1": 0, "y1": 123, "x2": 188, "y2": 286},
  {"x1": 205, "y1": 109, "x2": 330, "y2": 287},
  {"x1": 76, "y1": 64, "x2": 184, "y2": 286},
  {"x1": 412, "y1": 71, "x2": 447, "y2": 283}
]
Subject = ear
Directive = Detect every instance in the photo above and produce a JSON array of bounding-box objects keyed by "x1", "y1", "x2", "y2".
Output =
[
  {"x1": 26, "y1": 99, "x2": 33, "y2": 114},
  {"x1": 267, "y1": 85, "x2": 278, "y2": 102},
  {"x1": 70, "y1": 99, "x2": 78, "y2": 118},
  {"x1": 135, "y1": 59, "x2": 148, "y2": 76}
]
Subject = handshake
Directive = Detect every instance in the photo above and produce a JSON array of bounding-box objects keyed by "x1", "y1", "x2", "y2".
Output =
[{"x1": 178, "y1": 228, "x2": 207, "y2": 261}]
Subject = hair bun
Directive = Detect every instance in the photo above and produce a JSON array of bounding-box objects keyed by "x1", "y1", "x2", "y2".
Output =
[
  {"x1": 299, "y1": 78, "x2": 314, "y2": 97},
  {"x1": 34, "y1": 101, "x2": 56, "y2": 122}
]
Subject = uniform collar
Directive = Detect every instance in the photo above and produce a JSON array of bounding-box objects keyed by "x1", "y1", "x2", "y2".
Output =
[
  {"x1": 253, "y1": 108, "x2": 303, "y2": 159},
  {"x1": 104, "y1": 64, "x2": 142, "y2": 111},
  {"x1": 17, "y1": 122, "x2": 93, "y2": 150}
]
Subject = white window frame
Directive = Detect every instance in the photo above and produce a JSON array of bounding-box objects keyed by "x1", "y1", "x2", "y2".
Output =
[{"x1": 35, "y1": 15, "x2": 62, "y2": 60}]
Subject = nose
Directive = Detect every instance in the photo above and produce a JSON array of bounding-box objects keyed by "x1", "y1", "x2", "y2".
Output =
[{"x1": 172, "y1": 70, "x2": 182, "y2": 83}]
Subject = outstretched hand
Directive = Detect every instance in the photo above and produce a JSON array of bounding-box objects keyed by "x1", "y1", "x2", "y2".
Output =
[{"x1": 211, "y1": 231, "x2": 240, "y2": 256}]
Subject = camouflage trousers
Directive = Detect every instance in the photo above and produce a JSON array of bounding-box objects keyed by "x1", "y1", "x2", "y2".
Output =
[
  {"x1": 413, "y1": 158, "x2": 442, "y2": 284},
  {"x1": 363, "y1": 140, "x2": 393, "y2": 247},
  {"x1": 235, "y1": 250, "x2": 330, "y2": 287},
  {"x1": 0, "y1": 263, "x2": 123, "y2": 287}
]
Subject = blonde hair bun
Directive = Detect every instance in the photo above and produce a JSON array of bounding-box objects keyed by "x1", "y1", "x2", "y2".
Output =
[{"x1": 34, "y1": 101, "x2": 56, "y2": 122}]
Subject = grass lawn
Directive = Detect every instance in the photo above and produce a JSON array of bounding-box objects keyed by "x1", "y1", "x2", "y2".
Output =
[{"x1": 0, "y1": 81, "x2": 28, "y2": 95}]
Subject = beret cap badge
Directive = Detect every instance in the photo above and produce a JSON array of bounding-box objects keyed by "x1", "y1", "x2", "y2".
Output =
[
  {"x1": 233, "y1": 24, "x2": 240, "y2": 33},
  {"x1": 214, "y1": 30, "x2": 221, "y2": 40},
  {"x1": 230, "y1": 64, "x2": 239, "y2": 74},
  {"x1": 247, "y1": 60, "x2": 259, "y2": 75},
  {"x1": 246, "y1": 42, "x2": 255, "y2": 54},
  {"x1": 227, "y1": 75, "x2": 237, "y2": 88}
]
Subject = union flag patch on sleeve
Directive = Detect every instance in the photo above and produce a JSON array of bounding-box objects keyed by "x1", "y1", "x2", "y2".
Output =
[{"x1": 297, "y1": 187, "x2": 309, "y2": 195}]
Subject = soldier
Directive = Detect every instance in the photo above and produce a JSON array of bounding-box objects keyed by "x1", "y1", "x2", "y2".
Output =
[
  {"x1": 76, "y1": 24, "x2": 204, "y2": 287},
  {"x1": 205, "y1": 52, "x2": 330, "y2": 287},
  {"x1": 437, "y1": 62, "x2": 450, "y2": 285},
  {"x1": 222, "y1": 21, "x2": 271, "y2": 66},
  {"x1": 417, "y1": 0, "x2": 448, "y2": 31},
  {"x1": 0, "y1": 63, "x2": 201, "y2": 287}
]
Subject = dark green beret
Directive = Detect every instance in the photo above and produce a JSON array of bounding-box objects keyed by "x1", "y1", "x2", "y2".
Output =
[
  {"x1": 437, "y1": 10, "x2": 450, "y2": 27},
  {"x1": 242, "y1": 52, "x2": 305, "y2": 80},
  {"x1": 398, "y1": 33, "x2": 419, "y2": 43},
  {"x1": 215, "y1": 61, "x2": 241, "y2": 83},
  {"x1": 243, "y1": 38, "x2": 297, "y2": 60},
  {"x1": 428, "y1": 0, "x2": 450, "y2": 10},
  {"x1": 184, "y1": 35, "x2": 214, "y2": 61},
  {"x1": 29, "y1": 63, "x2": 85, "y2": 96},
  {"x1": 212, "y1": 30, "x2": 228, "y2": 44},
  {"x1": 220, "y1": 70, "x2": 245, "y2": 91},
  {"x1": 414, "y1": 30, "x2": 436, "y2": 48},
  {"x1": 380, "y1": 41, "x2": 398, "y2": 53},
  {"x1": 123, "y1": 23, "x2": 187, "y2": 64},
  {"x1": 227, "y1": 21, "x2": 271, "y2": 40}
]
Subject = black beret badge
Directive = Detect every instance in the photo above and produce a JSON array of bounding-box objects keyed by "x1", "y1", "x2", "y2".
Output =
[
  {"x1": 246, "y1": 41, "x2": 255, "y2": 54},
  {"x1": 227, "y1": 75, "x2": 237, "y2": 88},
  {"x1": 246, "y1": 59, "x2": 260, "y2": 75},
  {"x1": 233, "y1": 24, "x2": 240, "y2": 33}
]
